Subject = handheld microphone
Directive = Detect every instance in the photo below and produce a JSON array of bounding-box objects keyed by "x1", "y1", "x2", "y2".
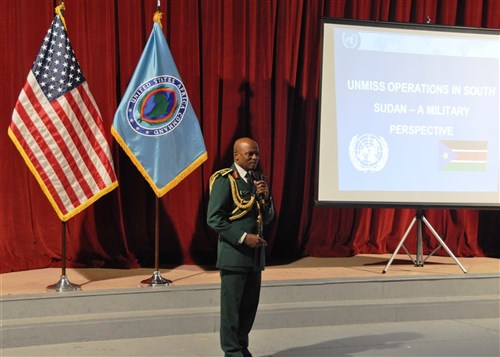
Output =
[{"x1": 248, "y1": 170, "x2": 266, "y2": 204}]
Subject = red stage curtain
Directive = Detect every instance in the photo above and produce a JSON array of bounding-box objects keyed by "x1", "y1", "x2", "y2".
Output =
[{"x1": 1, "y1": 0, "x2": 499, "y2": 273}]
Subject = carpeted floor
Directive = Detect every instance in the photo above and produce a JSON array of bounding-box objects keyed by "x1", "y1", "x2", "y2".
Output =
[{"x1": 1, "y1": 254, "x2": 498, "y2": 296}]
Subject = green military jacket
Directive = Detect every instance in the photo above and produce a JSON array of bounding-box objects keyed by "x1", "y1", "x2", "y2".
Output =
[{"x1": 207, "y1": 164, "x2": 274, "y2": 271}]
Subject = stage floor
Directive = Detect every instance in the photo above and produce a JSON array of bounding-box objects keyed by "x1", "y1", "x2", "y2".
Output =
[{"x1": 1, "y1": 254, "x2": 499, "y2": 297}]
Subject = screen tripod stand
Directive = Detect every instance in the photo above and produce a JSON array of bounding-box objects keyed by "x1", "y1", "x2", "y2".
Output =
[{"x1": 383, "y1": 209, "x2": 467, "y2": 274}]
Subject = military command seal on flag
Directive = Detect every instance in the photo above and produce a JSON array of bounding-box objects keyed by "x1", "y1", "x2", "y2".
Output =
[
  {"x1": 112, "y1": 15, "x2": 207, "y2": 197},
  {"x1": 127, "y1": 75, "x2": 188, "y2": 136}
]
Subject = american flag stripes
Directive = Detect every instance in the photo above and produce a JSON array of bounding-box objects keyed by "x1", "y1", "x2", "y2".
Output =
[{"x1": 8, "y1": 13, "x2": 117, "y2": 221}]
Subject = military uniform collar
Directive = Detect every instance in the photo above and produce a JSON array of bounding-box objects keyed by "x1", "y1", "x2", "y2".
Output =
[{"x1": 234, "y1": 163, "x2": 249, "y2": 182}]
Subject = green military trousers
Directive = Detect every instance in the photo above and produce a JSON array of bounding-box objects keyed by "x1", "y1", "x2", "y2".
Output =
[{"x1": 220, "y1": 269, "x2": 262, "y2": 357}]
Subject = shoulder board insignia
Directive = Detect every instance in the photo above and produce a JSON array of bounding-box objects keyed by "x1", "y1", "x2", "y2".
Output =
[{"x1": 209, "y1": 168, "x2": 233, "y2": 193}]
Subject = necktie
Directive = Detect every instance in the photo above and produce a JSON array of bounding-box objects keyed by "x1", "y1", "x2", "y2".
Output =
[{"x1": 246, "y1": 172, "x2": 255, "y2": 193}]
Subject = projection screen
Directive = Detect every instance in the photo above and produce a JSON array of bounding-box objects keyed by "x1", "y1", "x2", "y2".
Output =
[{"x1": 316, "y1": 19, "x2": 500, "y2": 208}]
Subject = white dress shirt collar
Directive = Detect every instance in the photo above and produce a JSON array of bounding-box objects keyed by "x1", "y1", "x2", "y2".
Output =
[{"x1": 234, "y1": 163, "x2": 249, "y2": 182}]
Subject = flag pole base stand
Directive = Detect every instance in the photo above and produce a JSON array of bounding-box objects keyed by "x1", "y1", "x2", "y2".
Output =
[
  {"x1": 141, "y1": 270, "x2": 172, "y2": 287},
  {"x1": 47, "y1": 275, "x2": 81, "y2": 292}
]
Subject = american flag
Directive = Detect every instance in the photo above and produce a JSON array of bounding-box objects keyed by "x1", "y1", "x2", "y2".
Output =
[{"x1": 8, "y1": 13, "x2": 118, "y2": 221}]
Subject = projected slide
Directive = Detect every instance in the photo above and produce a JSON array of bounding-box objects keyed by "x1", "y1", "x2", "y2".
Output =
[{"x1": 317, "y1": 20, "x2": 500, "y2": 207}]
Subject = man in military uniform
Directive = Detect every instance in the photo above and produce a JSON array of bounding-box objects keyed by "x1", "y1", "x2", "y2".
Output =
[{"x1": 207, "y1": 137, "x2": 274, "y2": 357}]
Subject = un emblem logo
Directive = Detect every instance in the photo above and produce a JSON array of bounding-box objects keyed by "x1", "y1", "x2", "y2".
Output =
[
  {"x1": 349, "y1": 134, "x2": 389, "y2": 172},
  {"x1": 127, "y1": 75, "x2": 188, "y2": 137},
  {"x1": 342, "y1": 30, "x2": 361, "y2": 49}
]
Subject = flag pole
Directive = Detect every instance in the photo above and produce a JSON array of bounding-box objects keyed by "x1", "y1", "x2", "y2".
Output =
[
  {"x1": 141, "y1": 196, "x2": 172, "y2": 286},
  {"x1": 47, "y1": 221, "x2": 81, "y2": 292},
  {"x1": 11, "y1": 0, "x2": 117, "y2": 292},
  {"x1": 111, "y1": 0, "x2": 205, "y2": 286},
  {"x1": 139, "y1": 0, "x2": 172, "y2": 288}
]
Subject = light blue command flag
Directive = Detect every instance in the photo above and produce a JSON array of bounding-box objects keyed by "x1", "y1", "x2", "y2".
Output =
[{"x1": 112, "y1": 21, "x2": 207, "y2": 197}]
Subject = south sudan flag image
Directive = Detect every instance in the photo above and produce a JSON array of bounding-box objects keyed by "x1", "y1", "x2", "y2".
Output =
[{"x1": 439, "y1": 140, "x2": 488, "y2": 171}]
